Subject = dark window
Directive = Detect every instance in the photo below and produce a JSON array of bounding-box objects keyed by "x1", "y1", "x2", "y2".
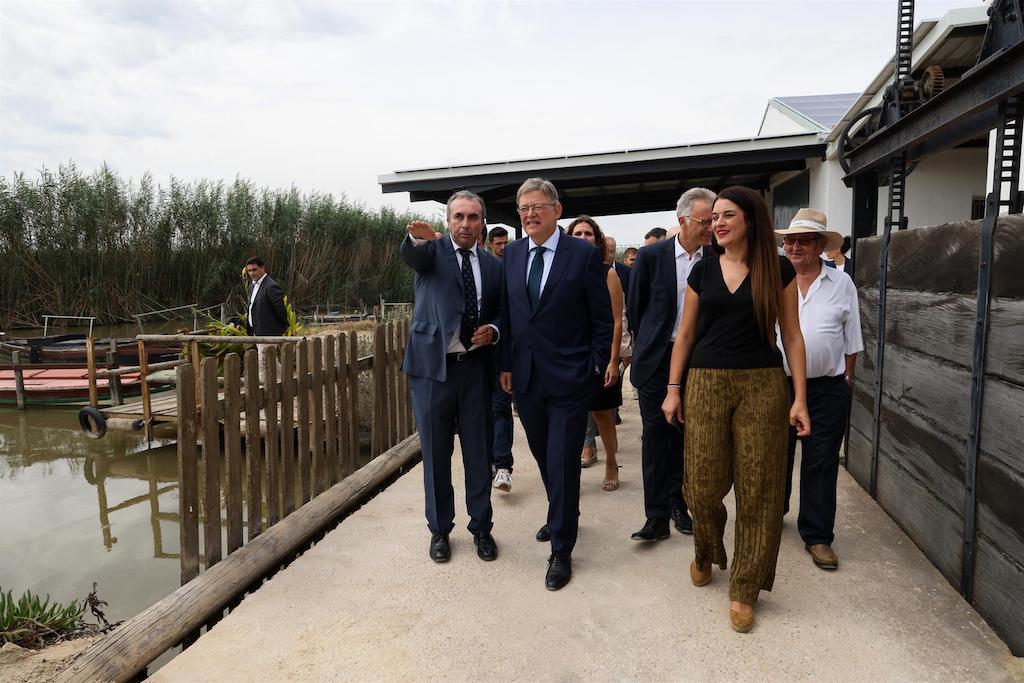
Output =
[
  {"x1": 772, "y1": 171, "x2": 810, "y2": 229},
  {"x1": 971, "y1": 196, "x2": 986, "y2": 220}
]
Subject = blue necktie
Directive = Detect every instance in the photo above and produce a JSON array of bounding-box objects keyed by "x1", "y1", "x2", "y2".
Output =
[
  {"x1": 527, "y1": 246, "x2": 546, "y2": 310},
  {"x1": 458, "y1": 248, "x2": 478, "y2": 349}
]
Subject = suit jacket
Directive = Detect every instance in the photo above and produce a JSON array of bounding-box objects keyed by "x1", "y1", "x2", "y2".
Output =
[
  {"x1": 247, "y1": 275, "x2": 289, "y2": 336},
  {"x1": 613, "y1": 261, "x2": 631, "y2": 298},
  {"x1": 501, "y1": 229, "x2": 613, "y2": 397},
  {"x1": 400, "y1": 235, "x2": 503, "y2": 383},
  {"x1": 627, "y1": 239, "x2": 714, "y2": 388}
]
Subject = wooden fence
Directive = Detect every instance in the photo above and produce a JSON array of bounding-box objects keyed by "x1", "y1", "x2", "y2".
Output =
[
  {"x1": 62, "y1": 322, "x2": 421, "y2": 682},
  {"x1": 848, "y1": 215, "x2": 1024, "y2": 655}
]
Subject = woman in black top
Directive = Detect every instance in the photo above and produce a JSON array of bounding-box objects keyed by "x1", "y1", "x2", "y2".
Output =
[{"x1": 661, "y1": 186, "x2": 810, "y2": 633}]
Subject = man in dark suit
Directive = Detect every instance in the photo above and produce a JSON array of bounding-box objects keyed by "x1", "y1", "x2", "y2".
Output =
[
  {"x1": 500, "y1": 178, "x2": 613, "y2": 590},
  {"x1": 245, "y1": 256, "x2": 289, "y2": 382},
  {"x1": 626, "y1": 188, "x2": 716, "y2": 542},
  {"x1": 401, "y1": 190, "x2": 503, "y2": 564}
]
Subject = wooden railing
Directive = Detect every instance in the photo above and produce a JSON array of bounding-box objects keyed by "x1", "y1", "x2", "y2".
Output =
[{"x1": 62, "y1": 322, "x2": 421, "y2": 682}]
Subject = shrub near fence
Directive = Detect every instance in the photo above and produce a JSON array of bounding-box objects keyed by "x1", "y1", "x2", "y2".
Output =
[{"x1": 0, "y1": 164, "x2": 430, "y2": 328}]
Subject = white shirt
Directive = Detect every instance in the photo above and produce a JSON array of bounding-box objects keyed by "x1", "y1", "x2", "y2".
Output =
[
  {"x1": 248, "y1": 272, "x2": 267, "y2": 323},
  {"x1": 779, "y1": 265, "x2": 864, "y2": 378},
  {"x1": 527, "y1": 227, "x2": 560, "y2": 295},
  {"x1": 671, "y1": 238, "x2": 704, "y2": 341},
  {"x1": 447, "y1": 236, "x2": 485, "y2": 353}
]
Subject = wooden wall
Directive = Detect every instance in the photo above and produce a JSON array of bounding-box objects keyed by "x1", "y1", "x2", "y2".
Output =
[{"x1": 849, "y1": 215, "x2": 1024, "y2": 655}]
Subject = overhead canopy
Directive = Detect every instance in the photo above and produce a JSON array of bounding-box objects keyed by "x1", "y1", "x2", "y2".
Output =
[{"x1": 379, "y1": 133, "x2": 826, "y2": 226}]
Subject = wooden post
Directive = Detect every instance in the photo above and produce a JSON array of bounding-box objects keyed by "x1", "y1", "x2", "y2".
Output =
[
  {"x1": 86, "y1": 336, "x2": 98, "y2": 408},
  {"x1": 346, "y1": 333, "x2": 359, "y2": 475},
  {"x1": 297, "y1": 339, "x2": 311, "y2": 504},
  {"x1": 175, "y1": 364, "x2": 200, "y2": 586},
  {"x1": 200, "y1": 358, "x2": 222, "y2": 570},
  {"x1": 280, "y1": 344, "x2": 297, "y2": 516},
  {"x1": 323, "y1": 335, "x2": 339, "y2": 486},
  {"x1": 11, "y1": 350, "x2": 26, "y2": 411},
  {"x1": 371, "y1": 324, "x2": 386, "y2": 457},
  {"x1": 405, "y1": 319, "x2": 415, "y2": 434},
  {"x1": 223, "y1": 354, "x2": 244, "y2": 554},
  {"x1": 137, "y1": 340, "x2": 152, "y2": 443},
  {"x1": 264, "y1": 346, "x2": 281, "y2": 527},
  {"x1": 395, "y1": 323, "x2": 408, "y2": 439},
  {"x1": 107, "y1": 339, "x2": 122, "y2": 406},
  {"x1": 311, "y1": 337, "x2": 326, "y2": 495},
  {"x1": 190, "y1": 340, "x2": 201, "y2": 411},
  {"x1": 387, "y1": 322, "x2": 398, "y2": 449},
  {"x1": 244, "y1": 349, "x2": 263, "y2": 539},
  {"x1": 336, "y1": 333, "x2": 350, "y2": 479}
]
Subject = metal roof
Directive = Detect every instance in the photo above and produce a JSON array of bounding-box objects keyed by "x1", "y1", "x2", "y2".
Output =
[{"x1": 772, "y1": 93, "x2": 861, "y2": 131}]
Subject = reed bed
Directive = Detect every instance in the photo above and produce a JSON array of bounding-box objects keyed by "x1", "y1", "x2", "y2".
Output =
[{"x1": 0, "y1": 164, "x2": 431, "y2": 328}]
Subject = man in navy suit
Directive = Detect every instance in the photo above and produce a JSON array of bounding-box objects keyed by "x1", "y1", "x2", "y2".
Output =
[
  {"x1": 500, "y1": 178, "x2": 613, "y2": 590},
  {"x1": 626, "y1": 188, "x2": 716, "y2": 542},
  {"x1": 401, "y1": 190, "x2": 503, "y2": 564}
]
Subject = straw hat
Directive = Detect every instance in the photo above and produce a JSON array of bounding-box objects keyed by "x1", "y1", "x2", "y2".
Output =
[{"x1": 775, "y1": 208, "x2": 844, "y2": 252}]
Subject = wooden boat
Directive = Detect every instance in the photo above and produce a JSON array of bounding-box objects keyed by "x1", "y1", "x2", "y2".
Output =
[
  {"x1": 0, "y1": 366, "x2": 145, "y2": 406},
  {"x1": 0, "y1": 334, "x2": 179, "y2": 365}
]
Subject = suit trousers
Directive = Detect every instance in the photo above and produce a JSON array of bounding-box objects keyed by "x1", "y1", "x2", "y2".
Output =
[
  {"x1": 515, "y1": 372, "x2": 591, "y2": 558},
  {"x1": 785, "y1": 375, "x2": 851, "y2": 546},
  {"x1": 409, "y1": 354, "x2": 493, "y2": 536},
  {"x1": 637, "y1": 344, "x2": 687, "y2": 519},
  {"x1": 684, "y1": 367, "x2": 789, "y2": 605},
  {"x1": 490, "y1": 369, "x2": 514, "y2": 472}
]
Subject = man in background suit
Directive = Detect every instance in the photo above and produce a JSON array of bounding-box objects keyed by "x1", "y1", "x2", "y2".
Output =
[
  {"x1": 626, "y1": 188, "x2": 716, "y2": 542},
  {"x1": 500, "y1": 177, "x2": 612, "y2": 590},
  {"x1": 245, "y1": 256, "x2": 289, "y2": 382},
  {"x1": 401, "y1": 190, "x2": 503, "y2": 564}
]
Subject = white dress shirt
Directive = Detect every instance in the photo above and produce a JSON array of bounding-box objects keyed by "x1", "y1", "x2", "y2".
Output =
[
  {"x1": 779, "y1": 265, "x2": 864, "y2": 378},
  {"x1": 248, "y1": 272, "x2": 267, "y2": 323},
  {"x1": 671, "y1": 238, "x2": 704, "y2": 341},
  {"x1": 527, "y1": 227, "x2": 560, "y2": 295}
]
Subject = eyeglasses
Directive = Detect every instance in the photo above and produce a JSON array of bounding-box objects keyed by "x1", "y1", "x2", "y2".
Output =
[
  {"x1": 683, "y1": 215, "x2": 713, "y2": 228},
  {"x1": 517, "y1": 202, "x2": 556, "y2": 215},
  {"x1": 783, "y1": 236, "x2": 823, "y2": 246}
]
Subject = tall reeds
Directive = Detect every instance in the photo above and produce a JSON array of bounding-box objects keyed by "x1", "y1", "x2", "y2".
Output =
[{"x1": 0, "y1": 164, "x2": 429, "y2": 328}]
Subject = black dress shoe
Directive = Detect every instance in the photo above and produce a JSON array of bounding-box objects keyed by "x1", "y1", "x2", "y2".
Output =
[
  {"x1": 545, "y1": 554, "x2": 572, "y2": 591},
  {"x1": 671, "y1": 508, "x2": 694, "y2": 535},
  {"x1": 630, "y1": 517, "x2": 670, "y2": 542},
  {"x1": 474, "y1": 532, "x2": 498, "y2": 561},
  {"x1": 429, "y1": 533, "x2": 450, "y2": 563},
  {"x1": 536, "y1": 524, "x2": 551, "y2": 542}
]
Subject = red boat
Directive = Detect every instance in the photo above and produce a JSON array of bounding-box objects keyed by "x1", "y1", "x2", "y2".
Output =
[{"x1": 0, "y1": 366, "x2": 144, "y2": 406}]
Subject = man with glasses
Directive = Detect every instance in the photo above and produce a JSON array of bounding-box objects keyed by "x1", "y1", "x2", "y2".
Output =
[
  {"x1": 626, "y1": 188, "x2": 717, "y2": 542},
  {"x1": 775, "y1": 208, "x2": 863, "y2": 571},
  {"x1": 499, "y1": 177, "x2": 612, "y2": 590}
]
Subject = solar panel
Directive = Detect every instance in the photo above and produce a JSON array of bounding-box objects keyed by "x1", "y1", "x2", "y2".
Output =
[{"x1": 774, "y1": 93, "x2": 860, "y2": 129}]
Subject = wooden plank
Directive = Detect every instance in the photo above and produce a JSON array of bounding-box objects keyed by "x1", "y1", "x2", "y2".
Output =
[
  {"x1": 297, "y1": 339, "x2": 311, "y2": 504},
  {"x1": 60, "y1": 435, "x2": 423, "y2": 683},
  {"x1": 395, "y1": 324, "x2": 407, "y2": 439},
  {"x1": 846, "y1": 421, "x2": 873, "y2": 491},
  {"x1": 280, "y1": 344, "x2": 297, "y2": 516},
  {"x1": 264, "y1": 346, "x2": 281, "y2": 527},
  {"x1": 190, "y1": 340, "x2": 201, "y2": 411},
  {"x1": 323, "y1": 335, "x2": 339, "y2": 486},
  {"x1": 979, "y1": 376, "x2": 1024, "y2": 475},
  {"x1": 336, "y1": 332, "x2": 350, "y2": 479},
  {"x1": 972, "y1": 534, "x2": 1024, "y2": 656},
  {"x1": 347, "y1": 333, "x2": 359, "y2": 475},
  {"x1": 200, "y1": 358, "x2": 223, "y2": 569},
  {"x1": 992, "y1": 214, "x2": 1024, "y2": 299},
  {"x1": 244, "y1": 349, "x2": 263, "y2": 540},
  {"x1": 86, "y1": 336, "x2": 98, "y2": 408},
  {"x1": 977, "y1": 449, "x2": 1024, "y2": 569},
  {"x1": 106, "y1": 341, "x2": 123, "y2": 406},
  {"x1": 371, "y1": 324, "x2": 386, "y2": 457},
  {"x1": 223, "y1": 354, "x2": 244, "y2": 554},
  {"x1": 12, "y1": 350, "x2": 25, "y2": 411},
  {"x1": 311, "y1": 337, "x2": 326, "y2": 495},
  {"x1": 175, "y1": 364, "x2": 200, "y2": 586},
  {"x1": 387, "y1": 322, "x2": 399, "y2": 449}
]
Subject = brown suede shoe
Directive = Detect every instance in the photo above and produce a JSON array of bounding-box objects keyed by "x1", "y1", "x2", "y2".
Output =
[
  {"x1": 806, "y1": 544, "x2": 838, "y2": 570},
  {"x1": 690, "y1": 560, "x2": 712, "y2": 587},
  {"x1": 729, "y1": 605, "x2": 755, "y2": 633}
]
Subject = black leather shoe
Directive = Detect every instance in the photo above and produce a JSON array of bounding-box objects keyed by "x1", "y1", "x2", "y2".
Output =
[
  {"x1": 536, "y1": 524, "x2": 551, "y2": 542},
  {"x1": 474, "y1": 532, "x2": 498, "y2": 561},
  {"x1": 429, "y1": 533, "x2": 450, "y2": 563},
  {"x1": 545, "y1": 554, "x2": 572, "y2": 591},
  {"x1": 671, "y1": 508, "x2": 694, "y2": 535},
  {"x1": 630, "y1": 518, "x2": 670, "y2": 542}
]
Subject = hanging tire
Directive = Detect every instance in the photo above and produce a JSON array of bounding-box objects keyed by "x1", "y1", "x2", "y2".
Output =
[{"x1": 79, "y1": 405, "x2": 107, "y2": 439}]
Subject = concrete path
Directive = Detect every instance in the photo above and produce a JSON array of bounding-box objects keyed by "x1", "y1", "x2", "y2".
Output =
[{"x1": 154, "y1": 394, "x2": 1023, "y2": 682}]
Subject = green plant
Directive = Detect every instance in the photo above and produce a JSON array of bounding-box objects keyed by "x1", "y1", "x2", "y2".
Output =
[{"x1": 0, "y1": 588, "x2": 85, "y2": 648}]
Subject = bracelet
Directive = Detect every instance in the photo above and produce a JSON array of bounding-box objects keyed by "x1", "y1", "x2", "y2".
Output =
[{"x1": 667, "y1": 383, "x2": 681, "y2": 388}]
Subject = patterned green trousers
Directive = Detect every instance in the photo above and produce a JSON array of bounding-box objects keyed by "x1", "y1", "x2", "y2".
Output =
[{"x1": 684, "y1": 367, "x2": 790, "y2": 604}]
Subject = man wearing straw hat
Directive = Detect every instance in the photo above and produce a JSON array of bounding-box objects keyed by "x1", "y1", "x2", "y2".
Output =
[{"x1": 776, "y1": 208, "x2": 863, "y2": 571}]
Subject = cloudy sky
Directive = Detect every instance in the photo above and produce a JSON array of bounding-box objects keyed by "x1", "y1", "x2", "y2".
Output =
[{"x1": 1, "y1": 0, "x2": 979, "y2": 243}]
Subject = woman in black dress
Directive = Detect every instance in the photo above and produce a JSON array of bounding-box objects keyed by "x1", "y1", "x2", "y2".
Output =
[{"x1": 568, "y1": 215, "x2": 624, "y2": 491}]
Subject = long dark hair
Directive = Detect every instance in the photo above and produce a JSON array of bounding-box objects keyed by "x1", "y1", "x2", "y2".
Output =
[
  {"x1": 716, "y1": 186, "x2": 783, "y2": 341},
  {"x1": 567, "y1": 215, "x2": 608, "y2": 261}
]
